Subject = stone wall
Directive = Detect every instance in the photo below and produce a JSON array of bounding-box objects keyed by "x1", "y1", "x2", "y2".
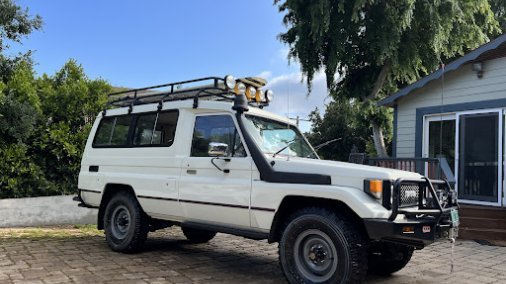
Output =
[{"x1": 0, "y1": 195, "x2": 97, "y2": 227}]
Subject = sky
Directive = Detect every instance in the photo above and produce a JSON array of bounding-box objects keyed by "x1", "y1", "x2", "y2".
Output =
[{"x1": 10, "y1": 0, "x2": 330, "y2": 131}]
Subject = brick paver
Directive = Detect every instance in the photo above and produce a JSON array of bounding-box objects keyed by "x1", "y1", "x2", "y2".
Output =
[{"x1": 0, "y1": 227, "x2": 505, "y2": 283}]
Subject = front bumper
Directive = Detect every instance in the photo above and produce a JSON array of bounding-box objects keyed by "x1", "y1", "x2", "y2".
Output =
[{"x1": 364, "y1": 178, "x2": 459, "y2": 249}]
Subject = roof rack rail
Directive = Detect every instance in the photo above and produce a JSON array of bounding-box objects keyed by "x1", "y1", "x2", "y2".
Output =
[
  {"x1": 106, "y1": 76, "x2": 234, "y2": 109},
  {"x1": 103, "y1": 75, "x2": 272, "y2": 116}
]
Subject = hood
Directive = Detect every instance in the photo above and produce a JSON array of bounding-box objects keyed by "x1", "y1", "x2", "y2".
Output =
[{"x1": 269, "y1": 157, "x2": 423, "y2": 190}]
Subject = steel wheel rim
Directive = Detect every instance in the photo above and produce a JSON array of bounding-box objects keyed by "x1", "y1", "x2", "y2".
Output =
[
  {"x1": 293, "y1": 229, "x2": 338, "y2": 282},
  {"x1": 111, "y1": 205, "x2": 131, "y2": 240}
]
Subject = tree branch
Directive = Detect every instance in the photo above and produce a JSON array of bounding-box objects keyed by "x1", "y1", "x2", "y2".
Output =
[{"x1": 366, "y1": 60, "x2": 391, "y2": 101}]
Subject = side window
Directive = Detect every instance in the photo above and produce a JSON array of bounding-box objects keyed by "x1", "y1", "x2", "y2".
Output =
[
  {"x1": 133, "y1": 114, "x2": 157, "y2": 145},
  {"x1": 133, "y1": 111, "x2": 178, "y2": 146},
  {"x1": 191, "y1": 115, "x2": 246, "y2": 157},
  {"x1": 93, "y1": 116, "x2": 131, "y2": 146}
]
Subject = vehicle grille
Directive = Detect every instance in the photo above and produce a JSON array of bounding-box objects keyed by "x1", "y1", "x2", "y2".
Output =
[{"x1": 399, "y1": 182, "x2": 420, "y2": 207}]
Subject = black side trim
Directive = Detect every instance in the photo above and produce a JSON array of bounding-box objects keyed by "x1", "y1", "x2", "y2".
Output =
[
  {"x1": 137, "y1": 195, "x2": 178, "y2": 202},
  {"x1": 136, "y1": 196, "x2": 276, "y2": 212},
  {"x1": 80, "y1": 189, "x2": 101, "y2": 194},
  {"x1": 182, "y1": 221, "x2": 269, "y2": 240},
  {"x1": 251, "y1": 206, "x2": 276, "y2": 212},
  {"x1": 235, "y1": 113, "x2": 331, "y2": 185},
  {"x1": 89, "y1": 165, "x2": 99, "y2": 172},
  {"x1": 180, "y1": 199, "x2": 249, "y2": 209}
]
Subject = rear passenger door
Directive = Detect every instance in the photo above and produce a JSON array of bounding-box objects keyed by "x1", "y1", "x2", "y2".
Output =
[{"x1": 179, "y1": 113, "x2": 252, "y2": 228}]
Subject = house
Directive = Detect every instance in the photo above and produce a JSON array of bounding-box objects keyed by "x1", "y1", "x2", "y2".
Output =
[{"x1": 378, "y1": 33, "x2": 506, "y2": 242}]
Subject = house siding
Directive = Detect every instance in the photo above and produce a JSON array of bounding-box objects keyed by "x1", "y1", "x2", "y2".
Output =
[{"x1": 395, "y1": 56, "x2": 506, "y2": 157}]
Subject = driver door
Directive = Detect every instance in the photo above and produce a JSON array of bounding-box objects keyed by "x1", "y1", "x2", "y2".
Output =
[{"x1": 178, "y1": 113, "x2": 252, "y2": 228}]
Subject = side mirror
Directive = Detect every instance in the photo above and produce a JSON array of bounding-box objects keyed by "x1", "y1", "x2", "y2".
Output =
[{"x1": 208, "y1": 142, "x2": 229, "y2": 157}]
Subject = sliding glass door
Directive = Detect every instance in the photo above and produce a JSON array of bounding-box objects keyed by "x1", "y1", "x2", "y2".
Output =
[{"x1": 456, "y1": 110, "x2": 502, "y2": 206}]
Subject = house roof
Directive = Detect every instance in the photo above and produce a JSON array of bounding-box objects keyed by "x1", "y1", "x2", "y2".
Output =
[{"x1": 378, "y1": 33, "x2": 506, "y2": 107}]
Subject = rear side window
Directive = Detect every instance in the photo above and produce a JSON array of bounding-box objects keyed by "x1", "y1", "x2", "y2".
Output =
[
  {"x1": 93, "y1": 110, "x2": 178, "y2": 148},
  {"x1": 133, "y1": 111, "x2": 178, "y2": 146},
  {"x1": 93, "y1": 116, "x2": 131, "y2": 146}
]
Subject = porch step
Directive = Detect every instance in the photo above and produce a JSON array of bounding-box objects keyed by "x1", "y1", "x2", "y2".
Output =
[
  {"x1": 459, "y1": 204, "x2": 506, "y2": 219},
  {"x1": 457, "y1": 205, "x2": 506, "y2": 241},
  {"x1": 458, "y1": 228, "x2": 506, "y2": 241},
  {"x1": 459, "y1": 216, "x2": 506, "y2": 231}
]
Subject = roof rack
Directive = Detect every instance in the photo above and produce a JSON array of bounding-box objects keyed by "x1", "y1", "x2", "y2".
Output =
[
  {"x1": 104, "y1": 75, "x2": 272, "y2": 116},
  {"x1": 106, "y1": 76, "x2": 234, "y2": 110}
]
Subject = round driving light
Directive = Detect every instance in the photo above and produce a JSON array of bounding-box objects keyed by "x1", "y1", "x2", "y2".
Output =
[
  {"x1": 236, "y1": 82, "x2": 246, "y2": 94},
  {"x1": 265, "y1": 89, "x2": 274, "y2": 102},
  {"x1": 246, "y1": 86, "x2": 256, "y2": 99},
  {"x1": 224, "y1": 75, "x2": 236, "y2": 89},
  {"x1": 256, "y1": 90, "x2": 265, "y2": 103}
]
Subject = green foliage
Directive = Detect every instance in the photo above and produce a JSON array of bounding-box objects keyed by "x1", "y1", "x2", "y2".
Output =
[
  {"x1": 0, "y1": 60, "x2": 111, "y2": 198},
  {"x1": 490, "y1": 0, "x2": 506, "y2": 30},
  {"x1": 0, "y1": 1, "x2": 113, "y2": 198},
  {"x1": 0, "y1": 144, "x2": 53, "y2": 198},
  {"x1": 5, "y1": 61, "x2": 40, "y2": 111},
  {"x1": 276, "y1": 0, "x2": 503, "y2": 157},
  {"x1": 0, "y1": 0, "x2": 42, "y2": 50},
  {"x1": 0, "y1": 94, "x2": 37, "y2": 144},
  {"x1": 307, "y1": 99, "x2": 392, "y2": 161},
  {"x1": 277, "y1": 0, "x2": 501, "y2": 95}
]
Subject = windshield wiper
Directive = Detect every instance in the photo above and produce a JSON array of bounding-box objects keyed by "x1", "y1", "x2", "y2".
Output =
[
  {"x1": 272, "y1": 139, "x2": 296, "y2": 158},
  {"x1": 313, "y1": 138, "x2": 341, "y2": 150}
]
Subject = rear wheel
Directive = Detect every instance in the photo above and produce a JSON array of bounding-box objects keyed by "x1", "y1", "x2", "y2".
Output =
[
  {"x1": 104, "y1": 191, "x2": 149, "y2": 253},
  {"x1": 182, "y1": 227, "x2": 216, "y2": 243},
  {"x1": 278, "y1": 208, "x2": 367, "y2": 284},
  {"x1": 367, "y1": 242, "x2": 414, "y2": 275}
]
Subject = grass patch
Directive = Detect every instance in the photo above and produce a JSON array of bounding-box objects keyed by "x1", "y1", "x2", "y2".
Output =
[{"x1": 0, "y1": 224, "x2": 102, "y2": 239}]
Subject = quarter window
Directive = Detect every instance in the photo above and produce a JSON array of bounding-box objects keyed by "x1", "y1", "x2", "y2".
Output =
[
  {"x1": 191, "y1": 115, "x2": 246, "y2": 157},
  {"x1": 93, "y1": 116, "x2": 131, "y2": 146},
  {"x1": 133, "y1": 111, "x2": 178, "y2": 146}
]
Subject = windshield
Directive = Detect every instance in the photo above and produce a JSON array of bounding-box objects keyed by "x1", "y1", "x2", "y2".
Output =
[{"x1": 244, "y1": 115, "x2": 318, "y2": 159}]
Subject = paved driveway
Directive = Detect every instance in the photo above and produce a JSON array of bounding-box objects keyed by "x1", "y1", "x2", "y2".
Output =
[{"x1": 0, "y1": 227, "x2": 505, "y2": 283}]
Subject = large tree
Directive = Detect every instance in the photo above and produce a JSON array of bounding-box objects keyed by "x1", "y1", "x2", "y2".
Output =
[
  {"x1": 0, "y1": 1, "x2": 111, "y2": 197},
  {"x1": 276, "y1": 0, "x2": 502, "y2": 157}
]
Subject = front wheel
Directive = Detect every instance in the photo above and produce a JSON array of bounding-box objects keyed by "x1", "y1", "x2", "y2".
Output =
[
  {"x1": 367, "y1": 242, "x2": 414, "y2": 275},
  {"x1": 104, "y1": 192, "x2": 149, "y2": 253},
  {"x1": 279, "y1": 208, "x2": 367, "y2": 284}
]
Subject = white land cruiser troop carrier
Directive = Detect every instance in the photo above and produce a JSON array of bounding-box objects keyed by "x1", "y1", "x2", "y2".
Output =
[{"x1": 76, "y1": 75, "x2": 459, "y2": 284}]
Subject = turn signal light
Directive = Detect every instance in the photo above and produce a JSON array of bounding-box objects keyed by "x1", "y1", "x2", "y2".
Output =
[
  {"x1": 365, "y1": 179, "x2": 383, "y2": 199},
  {"x1": 402, "y1": 226, "x2": 415, "y2": 234}
]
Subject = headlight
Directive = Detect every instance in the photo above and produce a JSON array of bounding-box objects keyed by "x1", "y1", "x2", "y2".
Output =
[
  {"x1": 235, "y1": 82, "x2": 246, "y2": 95},
  {"x1": 224, "y1": 75, "x2": 236, "y2": 89},
  {"x1": 256, "y1": 90, "x2": 265, "y2": 103},
  {"x1": 265, "y1": 89, "x2": 274, "y2": 102},
  {"x1": 246, "y1": 86, "x2": 256, "y2": 99}
]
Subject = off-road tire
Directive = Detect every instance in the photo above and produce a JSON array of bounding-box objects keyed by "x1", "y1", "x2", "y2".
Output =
[
  {"x1": 182, "y1": 227, "x2": 217, "y2": 243},
  {"x1": 367, "y1": 242, "x2": 414, "y2": 275},
  {"x1": 279, "y1": 207, "x2": 367, "y2": 284},
  {"x1": 104, "y1": 191, "x2": 149, "y2": 253}
]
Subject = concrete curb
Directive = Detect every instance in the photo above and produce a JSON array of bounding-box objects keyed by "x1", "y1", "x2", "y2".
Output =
[{"x1": 0, "y1": 195, "x2": 97, "y2": 227}]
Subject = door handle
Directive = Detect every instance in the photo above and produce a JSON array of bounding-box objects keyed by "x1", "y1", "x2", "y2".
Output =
[{"x1": 187, "y1": 169, "x2": 197, "y2": 175}]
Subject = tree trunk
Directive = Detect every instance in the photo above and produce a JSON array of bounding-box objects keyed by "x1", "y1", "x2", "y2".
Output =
[
  {"x1": 368, "y1": 61, "x2": 391, "y2": 157},
  {"x1": 372, "y1": 121, "x2": 388, "y2": 158}
]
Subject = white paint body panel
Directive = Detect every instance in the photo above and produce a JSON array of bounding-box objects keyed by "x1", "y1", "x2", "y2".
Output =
[{"x1": 79, "y1": 99, "x2": 423, "y2": 233}]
